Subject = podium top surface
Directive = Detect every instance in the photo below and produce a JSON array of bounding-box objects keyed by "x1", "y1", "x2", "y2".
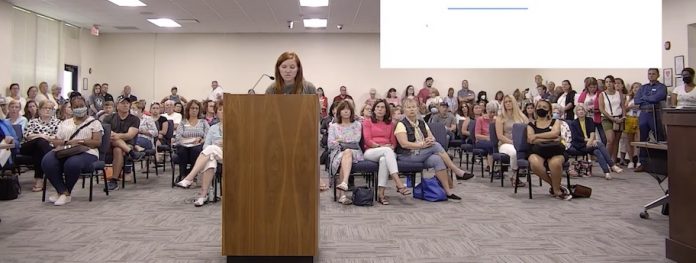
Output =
[{"x1": 631, "y1": 142, "x2": 668, "y2": 150}]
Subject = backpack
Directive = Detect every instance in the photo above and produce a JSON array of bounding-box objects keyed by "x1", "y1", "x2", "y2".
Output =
[{"x1": 0, "y1": 172, "x2": 21, "y2": 200}]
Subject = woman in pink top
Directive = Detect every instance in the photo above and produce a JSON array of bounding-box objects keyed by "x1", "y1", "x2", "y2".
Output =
[
  {"x1": 386, "y1": 88, "x2": 400, "y2": 106},
  {"x1": 363, "y1": 99, "x2": 410, "y2": 205},
  {"x1": 475, "y1": 102, "x2": 499, "y2": 173}
]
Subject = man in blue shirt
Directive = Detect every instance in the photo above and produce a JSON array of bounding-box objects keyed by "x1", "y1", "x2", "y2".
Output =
[{"x1": 634, "y1": 68, "x2": 667, "y2": 172}]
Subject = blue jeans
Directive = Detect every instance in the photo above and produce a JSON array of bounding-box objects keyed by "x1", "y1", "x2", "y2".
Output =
[
  {"x1": 136, "y1": 137, "x2": 153, "y2": 150},
  {"x1": 397, "y1": 142, "x2": 447, "y2": 171},
  {"x1": 572, "y1": 142, "x2": 614, "y2": 173},
  {"x1": 42, "y1": 151, "x2": 98, "y2": 194}
]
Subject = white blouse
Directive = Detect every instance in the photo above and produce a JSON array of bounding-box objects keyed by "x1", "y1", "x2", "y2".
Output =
[{"x1": 55, "y1": 117, "x2": 103, "y2": 157}]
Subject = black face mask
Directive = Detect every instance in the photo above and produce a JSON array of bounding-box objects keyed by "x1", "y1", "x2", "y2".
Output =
[
  {"x1": 684, "y1": 76, "x2": 693, "y2": 84},
  {"x1": 536, "y1": 108, "x2": 549, "y2": 118}
]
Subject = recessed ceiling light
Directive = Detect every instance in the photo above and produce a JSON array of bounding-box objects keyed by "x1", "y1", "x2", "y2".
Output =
[
  {"x1": 108, "y1": 0, "x2": 147, "y2": 7},
  {"x1": 300, "y1": 0, "x2": 328, "y2": 7},
  {"x1": 147, "y1": 18, "x2": 181, "y2": 28},
  {"x1": 303, "y1": 18, "x2": 327, "y2": 28}
]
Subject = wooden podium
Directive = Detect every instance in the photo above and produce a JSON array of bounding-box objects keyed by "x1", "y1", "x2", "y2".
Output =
[
  {"x1": 222, "y1": 94, "x2": 319, "y2": 262},
  {"x1": 663, "y1": 108, "x2": 696, "y2": 263}
]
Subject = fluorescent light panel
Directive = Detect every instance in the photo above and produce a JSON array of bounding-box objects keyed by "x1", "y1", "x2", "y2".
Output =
[
  {"x1": 303, "y1": 18, "x2": 327, "y2": 28},
  {"x1": 300, "y1": 0, "x2": 328, "y2": 7},
  {"x1": 108, "y1": 0, "x2": 146, "y2": 7},
  {"x1": 147, "y1": 18, "x2": 181, "y2": 28}
]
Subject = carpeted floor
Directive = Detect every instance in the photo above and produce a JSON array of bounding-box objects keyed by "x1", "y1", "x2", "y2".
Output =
[{"x1": 0, "y1": 161, "x2": 673, "y2": 263}]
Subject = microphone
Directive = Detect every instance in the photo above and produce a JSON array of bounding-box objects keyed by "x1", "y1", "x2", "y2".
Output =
[{"x1": 251, "y1": 74, "x2": 275, "y2": 93}]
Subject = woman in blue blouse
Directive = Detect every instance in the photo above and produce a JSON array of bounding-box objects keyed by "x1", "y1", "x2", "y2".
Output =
[{"x1": 175, "y1": 101, "x2": 223, "y2": 207}]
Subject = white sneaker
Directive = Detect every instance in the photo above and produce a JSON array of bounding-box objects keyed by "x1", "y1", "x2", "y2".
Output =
[
  {"x1": 604, "y1": 173, "x2": 613, "y2": 180},
  {"x1": 627, "y1": 162, "x2": 635, "y2": 169},
  {"x1": 54, "y1": 195, "x2": 71, "y2": 206},
  {"x1": 175, "y1": 179, "x2": 192, "y2": 188},
  {"x1": 48, "y1": 194, "x2": 60, "y2": 203},
  {"x1": 194, "y1": 196, "x2": 207, "y2": 207},
  {"x1": 611, "y1": 165, "x2": 623, "y2": 173},
  {"x1": 336, "y1": 182, "x2": 349, "y2": 191},
  {"x1": 338, "y1": 195, "x2": 352, "y2": 205}
]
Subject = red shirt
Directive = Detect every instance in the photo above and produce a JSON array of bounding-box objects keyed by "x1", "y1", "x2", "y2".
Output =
[
  {"x1": 362, "y1": 119, "x2": 397, "y2": 149},
  {"x1": 475, "y1": 116, "x2": 491, "y2": 139},
  {"x1": 332, "y1": 94, "x2": 353, "y2": 105},
  {"x1": 417, "y1": 88, "x2": 431, "y2": 105}
]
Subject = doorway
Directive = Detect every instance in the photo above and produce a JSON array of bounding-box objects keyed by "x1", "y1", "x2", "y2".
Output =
[{"x1": 63, "y1": 64, "x2": 78, "y2": 98}]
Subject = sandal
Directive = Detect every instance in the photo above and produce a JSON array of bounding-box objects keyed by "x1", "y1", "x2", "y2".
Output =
[
  {"x1": 32, "y1": 186, "x2": 43, "y2": 192},
  {"x1": 510, "y1": 178, "x2": 526, "y2": 187},
  {"x1": 396, "y1": 186, "x2": 411, "y2": 195},
  {"x1": 378, "y1": 196, "x2": 390, "y2": 205},
  {"x1": 319, "y1": 183, "x2": 329, "y2": 192}
]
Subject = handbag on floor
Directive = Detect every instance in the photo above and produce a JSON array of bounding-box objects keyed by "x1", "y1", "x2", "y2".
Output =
[
  {"x1": 352, "y1": 186, "x2": 373, "y2": 206},
  {"x1": 0, "y1": 172, "x2": 21, "y2": 200},
  {"x1": 413, "y1": 176, "x2": 447, "y2": 202},
  {"x1": 571, "y1": 184, "x2": 592, "y2": 198}
]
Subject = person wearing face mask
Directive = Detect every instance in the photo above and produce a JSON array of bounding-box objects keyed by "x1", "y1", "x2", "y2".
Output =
[
  {"x1": 131, "y1": 101, "x2": 157, "y2": 153},
  {"x1": 670, "y1": 67, "x2": 696, "y2": 108},
  {"x1": 527, "y1": 100, "x2": 572, "y2": 201},
  {"x1": 42, "y1": 94, "x2": 103, "y2": 206},
  {"x1": 102, "y1": 97, "x2": 145, "y2": 190},
  {"x1": 265, "y1": 52, "x2": 316, "y2": 95},
  {"x1": 476, "y1": 91, "x2": 488, "y2": 106}
]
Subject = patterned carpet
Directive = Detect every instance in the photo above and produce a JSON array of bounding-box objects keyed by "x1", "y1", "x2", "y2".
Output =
[{"x1": 0, "y1": 161, "x2": 673, "y2": 263}]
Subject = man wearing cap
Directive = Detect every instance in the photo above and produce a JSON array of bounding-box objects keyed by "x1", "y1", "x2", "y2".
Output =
[
  {"x1": 102, "y1": 96, "x2": 144, "y2": 190},
  {"x1": 429, "y1": 102, "x2": 457, "y2": 140}
]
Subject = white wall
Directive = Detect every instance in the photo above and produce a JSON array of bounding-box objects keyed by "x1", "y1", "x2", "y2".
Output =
[
  {"x1": 0, "y1": 1, "x2": 12, "y2": 87},
  {"x1": 96, "y1": 33, "x2": 536, "y2": 106},
  {"x1": 663, "y1": 0, "x2": 696, "y2": 71}
]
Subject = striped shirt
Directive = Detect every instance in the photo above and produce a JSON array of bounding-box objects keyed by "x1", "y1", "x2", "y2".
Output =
[{"x1": 175, "y1": 118, "x2": 209, "y2": 147}]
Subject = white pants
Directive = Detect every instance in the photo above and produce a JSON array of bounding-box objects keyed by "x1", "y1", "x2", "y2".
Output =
[
  {"x1": 363, "y1": 147, "x2": 399, "y2": 187},
  {"x1": 498, "y1": 143, "x2": 518, "y2": 170},
  {"x1": 201, "y1": 145, "x2": 223, "y2": 173}
]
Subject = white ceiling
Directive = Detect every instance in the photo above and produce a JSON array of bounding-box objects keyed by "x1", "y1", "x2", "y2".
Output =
[{"x1": 7, "y1": 0, "x2": 380, "y2": 33}]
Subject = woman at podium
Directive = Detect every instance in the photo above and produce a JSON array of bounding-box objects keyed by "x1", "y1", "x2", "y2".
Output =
[{"x1": 265, "y1": 52, "x2": 317, "y2": 95}]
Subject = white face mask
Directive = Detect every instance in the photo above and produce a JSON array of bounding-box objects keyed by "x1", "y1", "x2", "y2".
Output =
[{"x1": 481, "y1": 95, "x2": 487, "y2": 100}]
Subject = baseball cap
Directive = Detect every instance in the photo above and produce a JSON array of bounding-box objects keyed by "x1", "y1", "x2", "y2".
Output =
[{"x1": 117, "y1": 96, "x2": 132, "y2": 103}]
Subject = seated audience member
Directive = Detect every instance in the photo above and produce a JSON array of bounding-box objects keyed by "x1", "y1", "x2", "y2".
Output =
[
  {"x1": 131, "y1": 101, "x2": 157, "y2": 152},
  {"x1": 202, "y1": 100, "x2": 219, "y2": 126},
  {"x1": 425, "y1": 88, "x2": 443, "y2": 109},
  {"x1": 476, "y1": 91, "x2": 489, "y2": 106},
  {"x1": 429, "y1": 102, "x2": 457, "y2": 139},
  {"x1": 492, "y1": 90, "x2": 504, "y2": 112},
  {"x1": 21, "y1": 100, "x2": 60, "y2": 191},
  {"x1": 386, "y1": 88, "x2": 400, "y2": 107},
  {"x1": 97, "y1": 101, "x2": 115, "y2": 121},
  {"x1": 524, "y1": 102, "x2": 535, "y2": 121},
  {"x1": 403, "y1": 85, "x2": 416, "y2": 104},
  {"x1": 472, "y1": 103, "x2": 484, "y2": 119},
  {"x1": 395, "y1": 98, "x2": 469, "y2": 201},
  {"x1": 317, "y1": 87, "x2": 328, "y2": 119},
  {"x1": 50, "y1": 85, "x2": 66, "y2": 106},
  {"x1": 319, "y1": 101, "x2": 339, "y2": 191},
  {"x1": 23, "y1": 100, "x2": 38, "y2": 120},
  {"x1": 149, "y1": 102, "x2": 169, "y2": 162},
  {"x1": 174, "y1": 102, "x2": 184, "y2": 114},
  {"x1": 6, "y1": 100, "x2": 28, "y2": 129},
  {"x1": 444, "y1": 88, "x2": 458, "y2": 113},
  {"x1": 526, "y1": 100, "x2": 572, "y2": 201},
  {"x1": 57, "y1": 102, "x2": 72, "y2": 120},
  {"x1": 551, "y1": 104, "x2": 573, "y2": 150},
  {"x1": 569, "y1": 105, "x2": 623, "y2": 179},
  {"x1": 175, "y1": 101, "x2": 224, "y2": 207},
  {"x1": 358, "y1": 104, "x2": 372, "y2": 122},
  {"x1": 88, "y1": 83, "x2": 104, "y2": 116},
  {"x1": 161, "y1": 86, "x2": 187, "y2": 104},
  {"x1": 362, "y1": 99, "x2": 410, "y2": 205},
  {"x1": 42, "y1": 95, "x2": 103, "y2": 206},
  {"x1": 475, "y1": 102, "x2": 499, "y2": 173},
  {"x1": 0, "y1": 98, "x2": 7, "y2": 119},
  {"x1": 391, "y1": 107, "x2": 403, "y2": 124},
  {"x1": 364, "y1": 88, "x2": 379, "y2": 107},
  {"x1": 118, "y1": 85, "x2": 138, "y2": 103},
  {"x1": 495, "y1": 95, "x2": 529, "y2": 186},
  {"x1": 26, "y1": 86, "x2": 39, "y2": 104},
  {"x1": 101, "y1": 83, "x2": 114, "y2": 102},
  {"x1": 161, "y1": 100, "x2": 183, "y2": 129},
  {"x1": 103, "y1": 97, "x2": 144, "y2": 190},
  {"x1": 174, "y1": 100, "x2": 209, "y2": 182},
  {"x1": 8, "y1": 83, "x2": 27, "y2": 116},
  {"x1": 455, "y1": 102, "x2": 472, "y2": 138},
  {"x1": 329, "y1": 101, "x2": 364, "y2": 205},
  {"x1": 670, "y1": 67, "x2": 696, "y2": 108}
]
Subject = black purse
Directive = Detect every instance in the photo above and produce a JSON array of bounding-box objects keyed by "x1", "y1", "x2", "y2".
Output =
[
  {"x1": 0, "y1": 172, "x2": 21, "y2": 200},
  {"x1": 339, "y1": 142, "x2": 361, "y2": 151},
  {"x1": 53, "y1": 119, "x2": 97, "y2": 159},
  {"x1": 352, "y1": 186, "x2": 374, "y2": 206}
]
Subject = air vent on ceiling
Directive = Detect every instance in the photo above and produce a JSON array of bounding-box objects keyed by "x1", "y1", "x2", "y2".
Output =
[{"x1": 114, "y1": 26, "x2": 140, "y2": 30}]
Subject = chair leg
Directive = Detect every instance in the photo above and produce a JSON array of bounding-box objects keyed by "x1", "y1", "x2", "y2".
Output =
[
  {"x1": 102, "y1": 169, "x2": 109, "y2": 196},
  {"x1": 82, "y1": 176, "x2": 86, "y2": 189},
  {"x1": 480, "y1": 157, "x2": 484, "y2": 178},
  {"x1": 42, "y1": 176, "x2": 47, "y2": 202},
  {"x1": 89, "y1": 174, "x2": 94, "y2": 202},
  {"x1": 144, "y1": 159, "x2": 149, "y2": 179},
  {"x1": 514, "y1": 169, "x2": 519, "y2": 193},
  {"x1": 527, "y1": 169, "x2": 533, "y2": 199},
  {"x1": 500, "y1": 163, "x2": 505, "y2": 188},
  {"x1": 132, "y1": 162, "x2": 137, "y2": 184}
]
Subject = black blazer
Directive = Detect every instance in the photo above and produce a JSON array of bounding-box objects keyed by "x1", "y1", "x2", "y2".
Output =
[{"x1": 569, "y1": 117, "x2": 595, "y2": 150}]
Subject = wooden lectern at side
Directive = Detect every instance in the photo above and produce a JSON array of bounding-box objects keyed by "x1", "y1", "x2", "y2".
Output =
[{"x1": 222, "y1": 94, "x2": 318, "y2": 263}]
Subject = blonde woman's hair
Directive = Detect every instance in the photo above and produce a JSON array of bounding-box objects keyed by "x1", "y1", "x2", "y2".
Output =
[
  {"x1": 498, "y1": 95, "x2": 528, "y2": 123},
  {"x1": 38, "y1": 100, "x2": 54, "y2": 110},
  {"x1": 402, "y1": 97, "x2": 418, "y2": 107},
  {"x1": 575, "y1": 104, "x2": 587, "y2": 114}
]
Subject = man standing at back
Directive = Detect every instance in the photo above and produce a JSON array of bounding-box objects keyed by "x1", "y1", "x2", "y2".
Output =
[
  {"x1": 634, "y1": 68, "x2": 667, "y2": 172},
  {"x1": 457, "y1": 80, "x2": 475, "y2": 105},
  {"x1": 525, "y1": 75, "x2": 542, "y2": 102},
  {"x1": 332, "y1": 86, "x2": 353, "y2": 105},
  {"x1": 418, "y1": 77, "x2": 434, "y2": 105},
  {"x1": 208, "y1": 80, "x2": 224, "y2": 102}
]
